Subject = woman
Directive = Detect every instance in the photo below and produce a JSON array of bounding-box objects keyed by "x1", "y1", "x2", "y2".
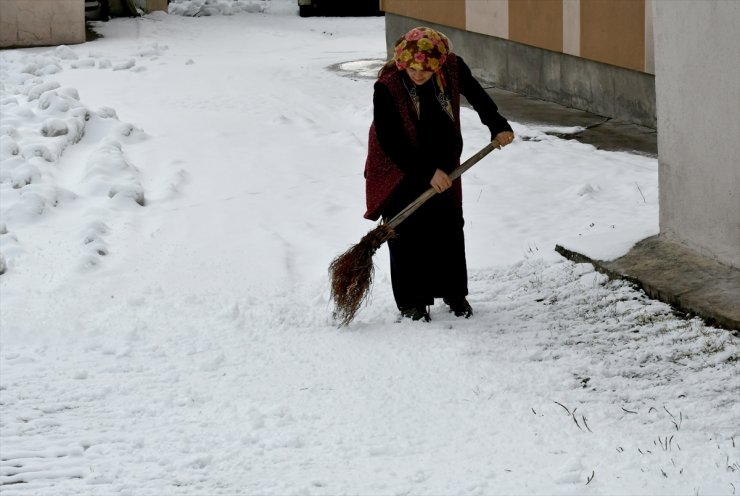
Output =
[{"x1": 364, "y1": 26, "x2": 515, "y2": 322}]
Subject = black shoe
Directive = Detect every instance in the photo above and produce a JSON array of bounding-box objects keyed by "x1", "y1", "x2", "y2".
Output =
[
  {"x1": 399, "y1": 306, "x2": 431, "y2": 322},
  {"x1": 443, "y1": 297, "x2": 473, "y2": 318}
]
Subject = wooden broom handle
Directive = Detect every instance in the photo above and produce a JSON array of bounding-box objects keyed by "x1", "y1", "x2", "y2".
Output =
[{"x1": 385, "y1": 140, "x2": 500, "y2": 229}]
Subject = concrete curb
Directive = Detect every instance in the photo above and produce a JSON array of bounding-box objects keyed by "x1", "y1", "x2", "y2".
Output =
[{"x1": 556, "y1": 237, "x2": 740, "y2": 334}]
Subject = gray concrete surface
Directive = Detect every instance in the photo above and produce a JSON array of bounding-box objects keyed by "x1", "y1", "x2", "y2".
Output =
[
  {"x1": 479, "y1": 87, "x2": 657, "y2": 157},
  {"x1": 472, "y1": 89, "x2": 737, "y2": 333},
  {"x1": 556, "y1": 238, "x2": 740, "y2": 333}
]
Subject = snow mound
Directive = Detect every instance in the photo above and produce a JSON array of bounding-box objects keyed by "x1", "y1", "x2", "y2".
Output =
[{"x1": 0, "y1": 47, "x2": 149, "y2": 274}]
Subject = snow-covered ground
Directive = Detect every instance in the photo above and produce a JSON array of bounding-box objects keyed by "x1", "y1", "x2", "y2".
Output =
[{"x1": 1, "y1": 2, "x2": 738, "y2": 494}]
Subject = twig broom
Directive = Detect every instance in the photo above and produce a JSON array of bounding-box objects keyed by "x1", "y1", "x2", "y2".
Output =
[{"x1": 329, "y1": 140, "x2": 500, "y2": 326}]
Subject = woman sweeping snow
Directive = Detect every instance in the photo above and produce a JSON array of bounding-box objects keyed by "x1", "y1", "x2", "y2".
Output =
[{"x1": 364, "y1": 26, "x2": 515, "y2": 322}]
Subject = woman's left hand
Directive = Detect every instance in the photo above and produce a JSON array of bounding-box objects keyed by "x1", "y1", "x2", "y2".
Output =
[
  {"x1": 494, "y1": 131, "x2": 515, "y2": 148},
  {"x1": 430, "y1": 168, "x2": 452, "y2": 193}
]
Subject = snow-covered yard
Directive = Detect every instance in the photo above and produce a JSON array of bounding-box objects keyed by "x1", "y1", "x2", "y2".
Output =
[{"x1": 1, "y1": 2, "x2": 738, "y2": 494}]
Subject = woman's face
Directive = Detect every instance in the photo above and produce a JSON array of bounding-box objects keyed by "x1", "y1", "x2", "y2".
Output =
[{"x1": 406, "y1": 67, "x2": 434, "y2": 86}]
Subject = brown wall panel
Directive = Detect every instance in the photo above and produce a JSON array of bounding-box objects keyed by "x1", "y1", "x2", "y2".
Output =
[
  {"x1": 580, "y1": 0, "x2": 645, "y2": 71},
  {"x1": 381, "y1": 0, "x2": 466, "y2": 31},
  {"x1": 508, "y1": 0, "x2": 563, "y2": 53}
]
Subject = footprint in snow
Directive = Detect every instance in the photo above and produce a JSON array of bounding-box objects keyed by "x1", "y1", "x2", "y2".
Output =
[
  {"x1": 70, "y1": 59, "x2": 96, "y2": 69},
  {"x1": 41, "y1": 118, "x2": 70, "y2": 137},
  {"x1": 26, "y1": 81, "x2": 61, "y2": 101},
  {"x1": 0, "y1": 225, "x2": 22, "y2": 273},
  {"x1": 10, "y1": 161, "x2": 42, "y2": 187},
  {"x1": 54, "y1": 45, "x2": 79, "y2": 60},
  {"x1": 0, "y1": 442, "x2": 88, "y2": 486},
  {"x1": 21, "y1": 141, "x2": 61, "y2": 162},
  {"x1": 82, "y1": 220, "x2": 111, "y2": 260},
  {"x1": 82, "y1": 138, "x2": 146, "y2": 206},
  {"x1": 113, "y1": 59, "x2": 136, "y2": 71}
]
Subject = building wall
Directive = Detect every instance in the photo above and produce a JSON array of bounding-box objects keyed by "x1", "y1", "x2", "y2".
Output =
[
  {"x1": 384, "y1": 9, "x2": 656, "y2": 128},
  {"x1": 0, "y1": 0, "x2": 85, "y2": 48},
  {"x1": 580, "y1": 0, "x2": 645, "y2": 72},
  {"x1": 460, "y1": 0, "x2": 652, "y2": 74},
  {"x1": 380, "y1": 0, "x2": 653, "y2": 73},
  {"x1": 653, "y1": 0, "x2": 740, "y2": 268},
  {"x1": 381, "y1": 0, "x2": 465, "y2": 31},
  {"x1": 508, "y1": 0, "x2": 563, "y2": 55},
  {"x1": 381, "y1": 0, "x2": 656, "y2": 127}
]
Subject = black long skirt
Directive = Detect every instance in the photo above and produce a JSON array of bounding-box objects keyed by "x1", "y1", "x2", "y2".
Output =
[{"x1": 383, "y1": 183, "x2": 468, "y2": 310}]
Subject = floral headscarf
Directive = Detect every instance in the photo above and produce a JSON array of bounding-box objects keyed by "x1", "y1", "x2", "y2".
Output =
[{"x1": 393, "y1": 27, "x2": 450, "y2": 72}]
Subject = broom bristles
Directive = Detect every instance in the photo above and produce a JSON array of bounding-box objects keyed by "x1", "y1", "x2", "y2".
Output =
[{"x1": 329, "y1": 224, "x2": 395, "y2": 326}]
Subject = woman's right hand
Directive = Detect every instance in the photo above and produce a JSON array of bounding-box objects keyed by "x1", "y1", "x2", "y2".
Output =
[{"x1": 430, "y1": 168, "x2": 452, "y2": 193}]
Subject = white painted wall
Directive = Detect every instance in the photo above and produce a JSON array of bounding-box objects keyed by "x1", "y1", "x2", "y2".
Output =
[{"x1": 653, "y1": 0, "x2": 740, "y2": 268}]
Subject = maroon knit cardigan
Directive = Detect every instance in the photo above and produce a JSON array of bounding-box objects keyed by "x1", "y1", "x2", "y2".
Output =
[{"x1": 364, "y1": 54, "x2": 462, "y2": 221}]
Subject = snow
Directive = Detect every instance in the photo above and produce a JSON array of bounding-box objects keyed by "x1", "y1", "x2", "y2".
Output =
[{"x1": 1, "y1": 2, "x2": 738, "y2": 494}]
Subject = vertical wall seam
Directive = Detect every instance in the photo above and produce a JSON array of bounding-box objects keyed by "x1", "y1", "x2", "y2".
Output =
[
  {"x1": 563, "y1": 0, "x2": 580, "y2": 56},
  {"x1": 644, "y1": 0, "x2": 655, "y2": 74},
  {"x1": 465, "y1": 0, "x2": 508, "y2": 39}
]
